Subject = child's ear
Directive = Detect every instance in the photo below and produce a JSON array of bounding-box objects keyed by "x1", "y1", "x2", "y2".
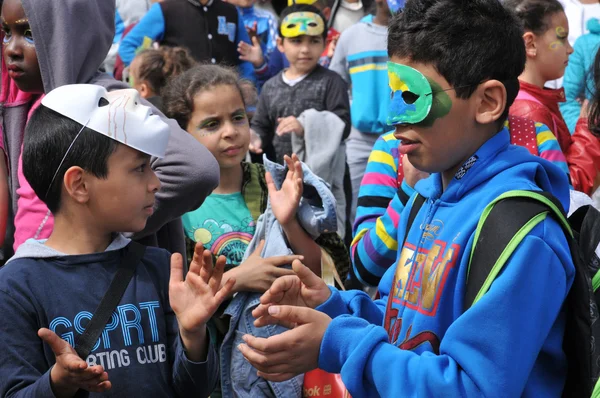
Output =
[
  {"x1": 139, "y1": 82, "x2": 151, "y2": 99},
  {"x1": 523, "y1": 32, "x2": 537, "y2": 58},
  {"x1": 276, "y1": 37, "x2": 285, "y2": 53},
  {"x1": 322, "y1": 7, "x2": 332, "y2": 21},
  {"x1": 63, "y1": 166, "x2": 90, "y2": 205},
  {"x1": 474, "y1": 80, "x2": 506, "y2": 126}
]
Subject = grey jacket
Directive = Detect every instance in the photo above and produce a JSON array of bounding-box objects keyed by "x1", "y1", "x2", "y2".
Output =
[{"x1": 295, "y1": 109, "x2": 347, "y2": 238}]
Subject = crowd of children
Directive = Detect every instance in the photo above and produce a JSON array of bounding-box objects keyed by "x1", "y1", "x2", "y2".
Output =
[{"x1": 3, "y1": 0, "x2": 600, "y2": 396}]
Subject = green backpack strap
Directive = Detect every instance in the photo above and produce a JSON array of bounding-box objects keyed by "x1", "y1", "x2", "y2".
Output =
[{"x1": 465, "y1": 190, "x2": 572, "y2": 310}]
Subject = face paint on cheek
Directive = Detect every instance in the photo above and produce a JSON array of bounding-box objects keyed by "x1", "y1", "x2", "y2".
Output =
[
  {"x1": 549, "y1": 26, "x2": 567, "y2": 51},
  {"x1": 417, "y1": 79, "x2": 452, "y2": 128},
  {"x1": 548, "y1": 41, "x2": 562, "y2": 51}
]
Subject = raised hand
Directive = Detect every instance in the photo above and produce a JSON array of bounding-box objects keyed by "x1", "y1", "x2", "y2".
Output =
[
  {"x1": 238, "y1": 305, "x2": 332, "y2": 382},
  {"x1": 252, "y1": 259, "x2": 331, "y2": 328},
  {"x1": 238, "y1": 25, "x2": 265, "y2": 68},
  {"x1": 38, "y1": 328, "x2": 111, "y2": 397},
  {"x1": 169, "y1": 243, "x2": 236, "y2": 360},
  {"x1": 231, "y1": 240, "x2": 302, "y2": 292},
  {"x1": 267, "y1": 154, "x2": 303, "y2": 227}
]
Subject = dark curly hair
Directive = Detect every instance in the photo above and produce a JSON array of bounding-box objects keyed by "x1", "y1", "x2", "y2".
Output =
[{"x1": 162, "y1": 64, "x2": 247, "y2": 130}]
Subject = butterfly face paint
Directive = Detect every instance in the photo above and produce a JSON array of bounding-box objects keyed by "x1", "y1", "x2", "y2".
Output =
[
  {"x1": 549, "y1": 26, "x2": 568, "y2": 51},
  {"x1": 280, "y1": 12, "x2": 325, "y2": 38}
]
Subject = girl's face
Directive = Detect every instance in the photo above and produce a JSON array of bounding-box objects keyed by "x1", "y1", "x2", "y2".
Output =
[
  {"x1": 186, "y1": 84, "x2": 250, "y2": 170},
  {"x1": 1, "y1": 0, "x2": 43, "y2": 93},
  {"x1": 128, "y1": 56, "x2": 153, "y2": 99},
  {"x1": 533, "y1": 11, "x2": 573, "y2": 82}
]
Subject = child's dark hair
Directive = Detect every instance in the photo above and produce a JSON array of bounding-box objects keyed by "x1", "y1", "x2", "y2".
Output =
[
  {"x1": 589, "y1": 49, "x2": 600, "y2": 137},
  {"x1": 279, "y1": 4, "x2": 328, "y2": 40},
  {"x1": 23, "y1": 105, "x2": 118, "y2": 213},
  {"x1": 163, "y1": 64, "x2": 246, "y2": 129},
  {"x1": 504, "y1": 0, "x2": 564, "y2": 35},
  {"x1": 134, "y1": 46, "x2": 196, "y2": 96},
  {"x1": 388, "y1": 0, "x2": 526, "y2": 122}
]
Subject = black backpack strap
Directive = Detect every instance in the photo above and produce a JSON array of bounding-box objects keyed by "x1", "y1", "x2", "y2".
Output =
[
  {"x1": 74, "y1": 241, "x2": 146, "y2": 359},
  {"x1": 465, "y1": 191, "x2": 568, "y2": 310},
  {"x1": 402, "y1": 194, "x2": 426, "y2": 249}
]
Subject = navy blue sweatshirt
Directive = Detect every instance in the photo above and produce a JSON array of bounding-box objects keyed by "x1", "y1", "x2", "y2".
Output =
[{"x1": 0, "y1": 236, "x2": 218, "y2": 397}]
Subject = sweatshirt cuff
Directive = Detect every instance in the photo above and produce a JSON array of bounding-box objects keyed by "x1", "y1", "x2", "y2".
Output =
[
  {"x1": 172, "y1": 332, "x2": 219, "y2": 395},
  {"x1": 254, "y1": 62, "x2": 268, "y2": 74},
  {"x1": 318, "y1": 314, "x2": 383, "y2": 374},
  {"x1": 316, "y1": 286, "x2": 350, "y2": 319}
]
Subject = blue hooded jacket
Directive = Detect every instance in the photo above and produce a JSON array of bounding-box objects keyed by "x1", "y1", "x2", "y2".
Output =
[
  {"x1": 561, "y1": 18, "x2": 600, "y2": 132},
  {"x1": 316, "y1": 128, "x2": 575, "y2": 397}
]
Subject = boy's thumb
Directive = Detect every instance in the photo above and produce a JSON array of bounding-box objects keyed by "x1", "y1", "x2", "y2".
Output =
[
  {"x1": 38, "y1": 328, "x2": 67, "y2": 355},
  {"x1": 292, "y1": 259, "x2": 321, "y2": 287},
  {"x1": 252, "y1": 36, "x2": 261, "y2": 47}
]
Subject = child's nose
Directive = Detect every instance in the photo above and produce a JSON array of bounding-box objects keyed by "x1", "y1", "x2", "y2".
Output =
[
  {"x1": 149, "y1": 170, "x2": 161, "y2": 193},
  {"x1": 222, "y1": 122, "x2": 239, "y2": 138},
  {"x1": 4, "y1": 39, "x2": 23, "y2": 59}
]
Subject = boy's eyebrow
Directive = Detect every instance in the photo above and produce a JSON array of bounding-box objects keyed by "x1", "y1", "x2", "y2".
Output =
[{"x1": 135, "y1": 151, "x2": 151, "y2": 161}]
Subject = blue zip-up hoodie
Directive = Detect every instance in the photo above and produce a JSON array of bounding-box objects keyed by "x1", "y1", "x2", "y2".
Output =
[
  {"x1": 561, "y1": 18, "x2": 600, "y2": 132},
  {"x1": 316, "y1": 129, "x2": 575, "y2": 397}
]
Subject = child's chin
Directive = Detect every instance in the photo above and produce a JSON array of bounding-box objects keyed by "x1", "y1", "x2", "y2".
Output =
[{"x1": 123, "y1": 220, "x2": 149, "y2": 235}]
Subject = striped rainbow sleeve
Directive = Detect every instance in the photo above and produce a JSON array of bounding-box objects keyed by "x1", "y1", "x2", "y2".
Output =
[
  {"x1": 535, "y1": 122, "x2": 570, "y2": 179},
  {"x1": 351, "y1": 132, "x2": 407, "y2": 287}
]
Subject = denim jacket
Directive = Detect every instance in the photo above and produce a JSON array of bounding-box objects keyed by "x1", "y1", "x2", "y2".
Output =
[{"x1": 219, "y1": 156, "x2": 338, "y2": 397}]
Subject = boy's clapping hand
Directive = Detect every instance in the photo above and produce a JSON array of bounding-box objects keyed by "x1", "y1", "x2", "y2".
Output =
[
  {"x1": 251, "y1": 259, "x2": 331, "y2": 328},
  {"x1": 238, "y1": 305, "x2": 331, "y2": 382},
  {"x1": 169, "y1": 244, "x2": 236, "y2": 362},
  {"x1": 38, "y1": 328, "x2": 111, "y2": 397}
]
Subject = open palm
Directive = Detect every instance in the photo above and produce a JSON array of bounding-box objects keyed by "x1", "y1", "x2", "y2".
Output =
[
  {"x1": 169, "y1": 244, "x2": 234, "y2": 335},
  {"x1": 268, "y1": 154, "x2": 303, "y2": 226}
]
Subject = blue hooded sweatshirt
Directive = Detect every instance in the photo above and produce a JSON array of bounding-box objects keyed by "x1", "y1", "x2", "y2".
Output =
[
  {"x1": 317, "y1": 128, "x2": 575, "y2": 397},
  {"x1": 0, "y1": 235, "x2": 219, "y2": 397}
]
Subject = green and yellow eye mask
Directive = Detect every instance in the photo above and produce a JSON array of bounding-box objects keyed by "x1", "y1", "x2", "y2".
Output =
[
  {"x1": 387, "y1": 62, "x2": 435, "y2": 125},
  {"x1": 280, "y1": 12, "x2": 325, "y2": 38}
]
